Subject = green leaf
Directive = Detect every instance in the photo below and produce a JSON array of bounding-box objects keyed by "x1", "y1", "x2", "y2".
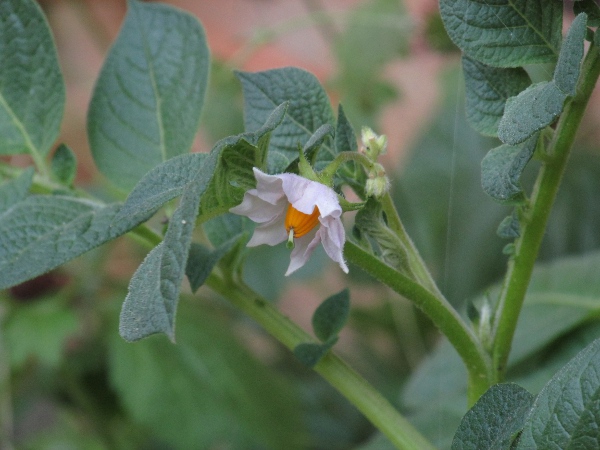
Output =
[
  {"x1": 50, "y1": 144, "x2": 77, "y2": 186},
  {"x1": 0, "y1": 167, "x2": 34, "y2": 210},
  {"x1": 0, "y1": 196, "x2": 150, "y2": 290},
  {"x1": 496, "y1": 211, "x2": 521, "y2": 239},
  {"x1": 481, "y1": 134, "x2": 538, "y2": 204},
  {"x1": 498, "y1": 82, "x2": 566, "y2": 145},
  {"x1": 439, "y1": 0, "x2": 562, "y2": 67},
  {"x1": 462, "y1": 56, "x2": 531, "y2": 137},
  {"x1": 451, "y1": 383, "x2": 534, "y2": 450},
  {"x1": 554, "y1": 13, "x2": 587, "y2": 97},
  {"x1": 203, "y1": 213, "x2": 253, "y2": 248},
  {"x1": 312, "y1": 289, "x2": 350, "y2": 342},
  {"x1": 293, "y1": 339, "x2": 337, "y2": 368},
  {"x1": 119, "y1": 170, "x2": 210, "y2": 342},
  {"x1": 110, "y1": 301, "x2": 306, "y2": 449},
  {"x1": 0, "y1": 0, "x2": 65, "y2": 158},
  {"x1": 304, "y1": 124, "x2": 334, "y2": 162},
  {"x1": 4, "y1": 298, "x2": 79, "y2": 369},
  {"x1": 185, "y1": 237, "x2": 239, "y2": 293},
  {"x1": 575, "y1": 1, "x2": 600, "y2": 27},
  {"x1": 236, "y1": 67, "x2": 335, "y2": 173},
  {"x1": 115, "y1": 153, "x2": 206, "y2": 224},
  {"x1": 88, "y1": 0, "x2": 209, "y2": 190},
  {"x1": 517, "y1": 338, "x2": 600, "y2": 449}
]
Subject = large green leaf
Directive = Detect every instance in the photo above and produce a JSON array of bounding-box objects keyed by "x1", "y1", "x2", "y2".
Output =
[
  {"x1": 110, "y1": 300, "x2": 306, "y2": 449},
  {"x1": 0, "y1": 167, "x2": 34, "y2": 210},
  {"x1": 0, "y1": 196, "x2": 151, "y2": 290},
  {"x1": 517, "y1": 338, "x2": 600, "y2": 449},
  {"x1": 451, "y1": 383, "x2": 534, "y2": 450},
  {"x1": 439, "y1": 0, "x2": 562, "y2": 67},
  {"x1": 0, "y1": 0, "x2": 65, "y2": 157},
  {"x1": 119, "y1": 160, "x2": 215, "y2": 342},
  {"x1": 88, "y1": 0, "x2": 209, "y2": 190},
  {"x1": 237, "y1": 67, "x2": 335, "y2": 173},
  {"x1": 462, "y1": 56, "x2": 531, "y2": 137}
]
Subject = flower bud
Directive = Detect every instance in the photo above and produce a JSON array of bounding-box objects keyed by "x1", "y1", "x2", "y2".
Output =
[
  {"x1": 361, "y1": 127, "x2": 388, "y2": 161},
  {"x1": 365, "y1": 163, "x2": 390, "y2": 198}
]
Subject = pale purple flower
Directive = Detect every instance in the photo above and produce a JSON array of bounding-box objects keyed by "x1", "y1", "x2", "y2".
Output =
[{"x1": 230, "y1": 168, "x2": 348, "y2": 276}]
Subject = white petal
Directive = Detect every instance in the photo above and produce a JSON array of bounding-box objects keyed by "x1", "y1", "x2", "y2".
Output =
[
  {"x1": 253, "y1": 168, "x2": 286, "y2": 204},
  {"x1": 285, "y1": 228, "x2": 320, "y2": 275},
  {"x1": 247, "y1": 215, "x2": 288, "y2": 247},
  {"x1": 230, "y1": 191, "x2": 286, "y2": 224},
  {"x1": 280, "y1": 174, "x2": 341, "y2": 217},
  {"x1": 319, "y1": 216, "x2": 348, "y2": 273}
]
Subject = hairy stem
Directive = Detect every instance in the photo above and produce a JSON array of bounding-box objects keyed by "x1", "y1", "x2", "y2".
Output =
[
  {"x1": 206, "y1": 274, "x2": 435, "y2": 450},
  {"x1": 491, "y1": 44, "x2": 600, "y2": 380},
  {"x1": 344, "y1": 241, "x2": 492, "y2": 403}
]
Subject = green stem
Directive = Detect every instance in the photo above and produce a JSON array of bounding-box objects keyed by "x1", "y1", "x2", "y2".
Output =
[
  {"x1": 206, "y1": 274, "x2": 435, "y2": 450},
  {"x1": 344, "y1": 241, "x2": 491, "y2": 403},
  {"x1": 491, "y1": 44, "x2": 600, "y2": 380}
]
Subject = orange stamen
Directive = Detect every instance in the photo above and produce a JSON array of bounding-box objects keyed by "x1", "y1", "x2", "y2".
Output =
[{"x1": 285, "y1": 204, "x2": 320, "y2": 238}]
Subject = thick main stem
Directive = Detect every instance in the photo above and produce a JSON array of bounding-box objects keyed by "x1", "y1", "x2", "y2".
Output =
[
  {"x1": 206, "y1": 275, "x2": 435, "y2": 450},
  {"x1": 491, "y1": 44, "x2": 600, "y2": 380}
]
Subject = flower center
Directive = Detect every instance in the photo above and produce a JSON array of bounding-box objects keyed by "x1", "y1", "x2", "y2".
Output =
[{"x1": 285, "y1": 204, "x2": 320, "y2": 239}]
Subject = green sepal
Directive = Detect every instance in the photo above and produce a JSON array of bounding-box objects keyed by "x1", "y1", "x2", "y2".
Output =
[
  {"x1": 312, "y1": 289, "x2": 350, "y2": 343},
  {"x1": 51, "y1": 144, "x2": 77, "y2": 186},
  {"x1": 481, "y1": 134, "x2": 538, "y2": 204}
]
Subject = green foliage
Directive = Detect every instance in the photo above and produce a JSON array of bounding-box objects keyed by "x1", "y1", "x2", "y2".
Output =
[
  {"x1": 481, "y1": 135, "x2": 538, "y2": 204},
  {"x1": 517, "y1": 338, "x2": 600, "y2": 449},
  {"x1": 87, "y1": 0, "x2": 209, "y2": 190},
  {"x1": 237, "y1": 68, "x2": 335, "y2": 173},
  {"x1": 462, "y1": 56, "x2": 531, "y2": 137},
  {"x1": 0, "y1": 167, "x2": 33, "y2": 210},
  {"x1": 0, "y1": 0, "x2": 65, "y2": 158},
  {"x1": 575, "y1": 1, "x2": 600, "y2": 27},
  {"x1": 50, "y1": 144, "x2": 77, "y2": 186},
  {"x1": 497, "y1": 212, "x2": 521, "y2": 239},
  {"x1": 451, "y1": 383, "x2": 534, "y2": 450},
  {"x1": 313, "y1": 289, "x2": 351, "y2": 342},
  {"x1": 0, "y1": 197, "x2": 151, "y2": 290},
  {"x1": 110, "y1": 301, "x2": 307, "y2": 450},
  {"x1": 554, "y1": 13, "x2": 587, "y2": 97},
  {"x1": 439, "y1": 0, "x2": 562, "y2": 68}
]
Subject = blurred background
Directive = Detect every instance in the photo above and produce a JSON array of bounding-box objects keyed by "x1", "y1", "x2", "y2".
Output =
[{"x1": 3, "y1": 1, "x2": 600, "y2": 449}]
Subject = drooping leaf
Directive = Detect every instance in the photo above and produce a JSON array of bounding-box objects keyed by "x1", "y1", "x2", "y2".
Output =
[
  {"x1": 237, "y1": 67, "x2": 335, "y2": 173},
  {"x1": 50, "y1": 144, "x2": 77, "y2": 186},
  {"x1": 0, "y1": 0, "x2": 65, "y2": 157},
  {"x1": 554, "y1": 13, "x2": 587, "y2": 97},
  {"x1": 0, "y1": 167, "x2": 34, "y2": 211},
  {"x1": 119, "y1": 169, "x2": 210, "y2": 342},
  {"x1": 312, "y1": 289, "x2": 350, "y2": 343},
  {"x1": 110, "y1": 301, "x2": 306, "y2": 450},
  {"x1": 185, "y1": 236, "x2": 240, "y2": 293},
  {"x1": 517, "y1": 338, "x2": 600, "y2": 449},
  {"x1": 88, "y1": 0, "x2": 209, "y2": 190},
  {"x1": 481, "y1": 134, "x2": 538, "y2": 203},
  {"x1": 439, "y1": 0, "x2": 562, "y2": 67},
  {"x1": 0, "y1": 196, "x2": 151, "y2": 290},
  {"x1": 462, "y1": 56, "x2": 531, "y2": 137},
  {"x1": 498, "y1": 82, "x2": 566, "y2": 145},
  {"x1": 452, "y1": 383, "x2": 534, "y2": 450}
]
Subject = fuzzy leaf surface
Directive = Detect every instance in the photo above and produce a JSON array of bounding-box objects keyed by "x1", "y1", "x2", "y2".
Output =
[
  {"x1": 0, "y1": 0, "x2": 65, "y2": 156},
  {"x1": 0, "y1": 168, "x2": 34, "y2": 211},
  {"x1": 462, "y1": 56, "x2": 531, "y2": 137},
  {"x1": 553, "y1": 13, "x2": 587, "y2": 97},
  {"x1": 51, "y1": 144, "x2": 77, "y2": 186},
  {"x1": 517, "y1": 338, "x2": 600, "y2": 449},
  {"x1": 0, "y1": 196, "x2": 151, "y2": 289},
  {"x1": 237, "y1": 68, "x2": 335, "y2": 173},
  {"x1": 439, "y1": 0, "x2": 562, "y2": 67},
  {"x1": 312, "y1": 289, "x2": 350, "y2": 342},
  {"x1": 481, "y1": 135, "x2": 538, "y2": 204},
  {"x1": 452, "y1": 383, "x2": 534, "y2": 450},
  {"x1": 88, "y1": 0, "x2": 209, "y2": 190}
]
